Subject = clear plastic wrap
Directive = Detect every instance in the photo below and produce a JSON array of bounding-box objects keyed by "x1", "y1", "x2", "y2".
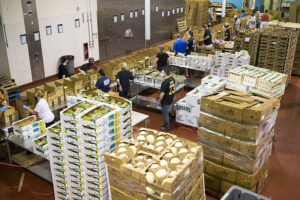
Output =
[{"x1": 198, "y1": 110, "x2": 277, "y2": 142}]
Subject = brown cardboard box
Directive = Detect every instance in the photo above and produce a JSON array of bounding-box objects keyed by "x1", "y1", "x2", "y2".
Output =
[
  {"x1": 220, "y1": 180, "x2": 234, "y2": 194},
  {"x1": 199, "y1": 110, "x2": 276, "y2": 142},
  {"x1": 200, "y1": 90, "x2": 277, "y2": 125},
  {"x1": 26, "y1": 88, "x2": 37, "y2": 106},
  {"x1": 235, "y1": 160, "x2": 268, "y2": 189},
  {"x1": 35, "y1": 85, "x2": 48, "y2": 102},
  {"x1": 198, "y1": 127, "x2": 240, "y2": 155},
  {"x1": 204, "y1": 174, "x2": 220, "y2": 192},
  {"x1": 15, "y1": 98, "x2": 32, "y2": 119},
  {"x1": 238, "y1": 130, "x2": 273, "y2": 159},
  {"x1": 198, "y1": 111, "x2": 226, "y2": 134},
  {"x1": 204, "y1": 159, "x2": 236, "y2": 183},
  {"x1": 0, "y1": 106, "x2": 16, "y2": 124},
  {"x1": 200, "y1": 142, "x2": 223, "y2": 165},
  {"x1": 45, "y1": 81, "x2": 64, "y2": 97},
  {"x1": 69, "y1": 77, "x2": 83, "y2": 94},
  {"x1": 55, "y1": 79, "x2": 75, "y2": 100}
]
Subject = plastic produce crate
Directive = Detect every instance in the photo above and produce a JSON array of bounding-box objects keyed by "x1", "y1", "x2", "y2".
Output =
[{"x1": 221, "y1": 186, "x2": 271, "y2": 200}]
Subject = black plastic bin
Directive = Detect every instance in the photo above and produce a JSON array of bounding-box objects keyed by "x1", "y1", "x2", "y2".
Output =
[
  {"x1": 221, "y1": 186, "x2": 271, "y2": 200},
  {"x1": 58, "y1": 55, "x2": 75, "y2": 76}
]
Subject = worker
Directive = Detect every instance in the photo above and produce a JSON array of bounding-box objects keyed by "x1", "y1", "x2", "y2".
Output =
[
  {"x1": 173, "y1": 34, "x2": 188, "y2": 56},
  {"x1": 208, "y1": 8, "x2": 214, "y2": 25},
  {"x1": 155, "y1": 45, "x2": 170, "y2": 72},
  {"x1": 58, "y1": 58, "x2": 69, "y2": 79},
  {"x1": 116, "y1": 63, "x2": 135, "y2": 98},
  {"x1": 157, "y1": 68, "x2": 175, "y2": 131},
  {"x1": 260, "y1": 10, "x2": 269, "y2": 29},
  {"x1": 95, "y1": 69, "x2": 111, "y2": 92},
  {"x1": 234, "y1": 15, "x2": 241, "y2": 34},
  {"x1": 248, "y1": 12, "x2": 256, "y2": 29},
  {"x1": 0, "y1": 95, "x2": 6, "y2": 162},
  {"x1": 187, "y1": 32, "x2": 195, "y2": 55},
  {"x1": 22, "y1": 91, "x2": 55, "y2": 127},
  {"x1": 240, "y1": 10, "x2": 246, "y2": 18},
  {"x1": 184, "y1": 27, "x2": 193, "y2": 38},
  {"x1": 79, "y1": 57, "x2": 98, "y2": 74},
  {"x1": 224, "y1": 23, "x2": 231, "y2": 41},
  {"x1": 200, "y1": 24, "x2": 213, "y2": 46}
]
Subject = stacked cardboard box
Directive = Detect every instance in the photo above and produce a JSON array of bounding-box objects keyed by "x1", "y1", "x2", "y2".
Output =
[
  {"x1": 105, "y1": 128, "x2": 206, "y2": 200},
  {"x1": 60, "y1": 101, "x2": 96, "y2": 199},
  {"x1": 0, "y1": 105, "x2": 16, "y2": 125},
  {"x1": 46, "y1": 122, "x2": 68, "y2": 200},
  {"x1": 12, "y1": 116, "x2": 46, "y2": 141},
  {"x1": 197, "y1": 89, "x2": 279, "y2": 196},
  {"x1": 226, "y1": 65, "x2": 287, "y2": 98},
  {"x1": 78, "y1": 103, "x2": 123, "y2": 199},
  {"x1": 233, "y1": 29, "x2": 261, "y2": 65},
  {"x1": 176, "y1": 75, "x2": 226, "y2": 128},
  {"x1": 170, "y1": 55, "x2": 214, "y2": 71},
  {"x1": 33, "y1": 134, "x2": 49, "y2": 159},
  {"x1": 210, "y1": 52, "x2": 250, "y2": 78},
  {"x1": 45, "y1": 81, "x2": 65, "y2": 107},
  {"x1": 185, "y1": 0, "x2": 209, "y2": 27}
]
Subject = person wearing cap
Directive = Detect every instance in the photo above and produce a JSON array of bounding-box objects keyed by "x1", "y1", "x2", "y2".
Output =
[
  {"x1": 155, "y1": 45, "x2": 170, "y2": 72},
  {"x1": 234, "y1": 15, "x2": 241, "y2": 34},
  {"x1": 22, "y1": 90, "x2": 55, "y2": 127},
  {"x1": 173, "y1": 34, "x2": 188, "y2": 56},
  {"x1": 224, "y1": 23, "x2": 231, "y2": 41},
  {"x1": 116, "y1": 63, "x2": 135, "y2": 98},
  {"x1": 200, "y1": 24, "x2": 213, "y2": 46},
  {"x1": 58, "y1": 58, "x2": 69, "y2": 79},
  {"x1": 79, "y1": 57, "x2": 98, "y2": 74},
  {"x1": 95, "y1": 69, "x2": 111, "y2": 93}
]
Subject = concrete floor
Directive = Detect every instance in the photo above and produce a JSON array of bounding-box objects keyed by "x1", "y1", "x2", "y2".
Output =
[{"x1": 0, "y1": 77, "x2": 300, "y2": 200}]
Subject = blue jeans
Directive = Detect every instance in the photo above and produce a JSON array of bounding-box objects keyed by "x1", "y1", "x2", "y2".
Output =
[{"x1": 161, "y1": 104, "x2": 170, "y2": 129}]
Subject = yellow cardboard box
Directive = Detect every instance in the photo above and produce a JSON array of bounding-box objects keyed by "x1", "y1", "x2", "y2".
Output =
[
  {"x1": 204, "y1": 159, "x2": 236, "y2": 183},
  {"x1": 200, "y1": 90, "x2": 278, "y2": 125},
  {"x1": 200, "y1": 142, "x2": 223, "y2": 165},
  {"x1": 204, "y1": 174, "x2": 220, "y2": 192},
  {"x1": 0, "y1": 105, "x2": 16, "y2": 124}
]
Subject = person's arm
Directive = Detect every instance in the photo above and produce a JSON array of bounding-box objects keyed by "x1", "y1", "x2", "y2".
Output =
[
  {"x1": 154, "y1": 56, "x2": 159, "y2": 66},
  {"x1": 173, "y1": 43, "x2": 178, "y2": 56},
  {"x1": 158, "y1": 92, "x2": 165, "y2": 103},
  {"x1": 28, "y1": 107, "x2": 38, "y2": 115},
  {"x1": 22, "y1": 105, "x2": 38, "y2": 115},
  {"x1": 117, "y1": 78, "x2": 122, "y2": 91}
]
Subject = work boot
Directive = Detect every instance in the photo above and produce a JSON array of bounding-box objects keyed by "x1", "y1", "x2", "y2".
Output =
[{"x1": 160, "y1": 127, "x2": 170, "y2": 131}]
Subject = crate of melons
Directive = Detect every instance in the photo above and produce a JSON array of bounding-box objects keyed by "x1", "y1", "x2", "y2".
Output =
[{"x1": 105, "y1": 128, "x2": 205, "y2": 200}]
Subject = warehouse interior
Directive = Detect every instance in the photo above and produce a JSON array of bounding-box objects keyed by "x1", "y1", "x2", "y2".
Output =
[{"x1": 0, "y1": 0, "x2": 300, "y2": 200}]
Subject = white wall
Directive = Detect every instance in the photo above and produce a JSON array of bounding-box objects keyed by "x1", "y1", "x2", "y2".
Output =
[
  {"x1": 36, "y1": 0, "x2": 99, "y2": 77},
  {"x1": 0, "y1": 0, "x2": 33, "y2": 86},
  {"x1": 0, "y1": 0, "x2": 99, "y2": 85},
  {"x1": 0, "y1": 25, "x2": 11, "y2": 78}
]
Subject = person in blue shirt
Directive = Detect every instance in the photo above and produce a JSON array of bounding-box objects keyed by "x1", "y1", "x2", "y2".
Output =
[
  {"x1": 95, "y1": 69, "x2": 111, "y2": 92},
  {"x1": 173, "y1": 34, "x2": 188, "y2": 56},
  {"x1": 240, "y1": 10, "x2": 246, "y2": 18}
]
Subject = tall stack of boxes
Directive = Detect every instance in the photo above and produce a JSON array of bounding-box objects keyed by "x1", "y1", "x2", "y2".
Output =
[
  {"x1": 185, "y1": 0, "x2": 209, "y2": 27},
  {"x1": 233, "y1": 29, "x2": 261, "y2": 65},
  {"x1": 46, "y1": 122, "x2": 68, "y2": 200},
  {"x1": 197, "y1": 89, "x2": 279, "y2": 196},
  {"x1": 210, "y1": 52, "x2": 250, "y2": 78},
  {"x1": 60, "y1": 101, "x2": 96, "y2": 199},
  {"x1": 105, "y1": 128, "x2": 206, "y2": 200},
  {"x1": 176, "y1": 75, "x2": 226, "y2": 128},
  {"x1": 78, "y1": 103, "x2": 122, "y2": 199}
]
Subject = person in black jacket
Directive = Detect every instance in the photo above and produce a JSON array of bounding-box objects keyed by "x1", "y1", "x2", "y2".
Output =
[
  {"x1": 224, "y1": 23, "x2": 231, "y2": 41},
  {"x1": 187, "y1": 32, "x2": 195, "y2": 55},
  {"x1": 58, "y1": 59, "x2": 69, "y2": 79},
  {"x1": 116, "y1": 63, "x2": 135, "y2": 98}
]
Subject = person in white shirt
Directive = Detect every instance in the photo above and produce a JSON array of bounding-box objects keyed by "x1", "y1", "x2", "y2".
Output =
[
  {"x1": 249, "y1": 13, "x2": 256, "y2": 29},
  {"x1": 22, "y1": 90, "x2": 55, "y2": 127}
]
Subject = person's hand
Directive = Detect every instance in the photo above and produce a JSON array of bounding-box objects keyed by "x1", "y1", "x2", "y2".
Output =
[
  {"x1": 157, "y1": 102, "x2": 161, "y2": 107},
  {"x1": 0, "y1": 106, "x2": 7, "y2": 112},
  {"x1": 119, "y1": 86, "x2": 123, "y2": 92},
  {"x1": 22, "y1": 105, "x2": 29, "y2": 110}
]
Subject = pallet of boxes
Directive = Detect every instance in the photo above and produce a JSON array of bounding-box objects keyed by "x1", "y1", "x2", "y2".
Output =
[
  {"x1": 198, "y1": 66, "x2": 286, "y2": 197},
  {"x1": 105, "y1": 128, "x2": 206, "y2": 200},
  {"x1": 176, "y1": 75, "x2": 226, "y2": 128}
]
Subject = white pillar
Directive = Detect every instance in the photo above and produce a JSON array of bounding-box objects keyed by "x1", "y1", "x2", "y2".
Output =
[
  {"x1": 145, "y1": 0, "x2": 151, "y2": 41},
  {"x1": 221, "y1": 0, "x2": 226, "y2": 22}
]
